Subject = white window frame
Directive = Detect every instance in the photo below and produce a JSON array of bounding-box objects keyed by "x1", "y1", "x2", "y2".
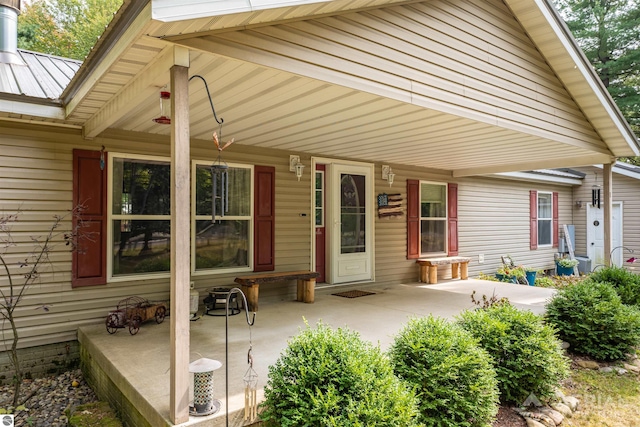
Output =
[
  {"x1": 537, "y1": 191, "x2": 553, "y2": 247},
  {"x1": 315, "y1": 170, "x2": 325, "y2": 228},
  {"x1": 190, "y1": 160, "x2": 254, "y2": 276},
  {"x1": 420, "y1": 181, "x2": 448, "y2": 256},
  {"x1": 107, "y1": 153, "x2": 172, "y2": 282}
]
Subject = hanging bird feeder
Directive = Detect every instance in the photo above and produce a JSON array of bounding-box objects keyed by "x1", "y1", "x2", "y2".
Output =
[{"x1": 152, "y1": 90, "x2": 171, "y2": 124}]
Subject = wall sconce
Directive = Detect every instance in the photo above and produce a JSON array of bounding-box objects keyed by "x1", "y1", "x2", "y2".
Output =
[
  {"x1": 381, "y1": 165, "x2": 395, "y2": 187},
  {"x1": 575, "y1": 200, "x2": 584, "y2": 208},
  {"x1": 289, "y1": 155, "x2": 305, "y2": 181},
  {"x1": 152, "y1": 89, "x2": 171, "y2": 124}
]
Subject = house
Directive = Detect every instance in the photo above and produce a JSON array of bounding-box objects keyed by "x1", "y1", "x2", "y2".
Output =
[{"x1": 1, "y1": 0, "x2": 638, "y2": 423}]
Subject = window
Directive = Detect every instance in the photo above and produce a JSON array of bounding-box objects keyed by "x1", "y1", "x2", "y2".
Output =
[
  {"x1": 193, "y1": 162, "x2": 252, "y2": 272},
  {"x1": 529, "y1": 190, "x2": 558, "y2": 250},
  {"x1": 109, "y1": 155, "x2": 171, "y2": 278},
  {"x1": 315, "y1": 171, "x2": 324, "y2": 227},
  {"x1": 537, "y1": 192, "x2": 553, "y2": 246},
  {"x1": 420, "y1": 182, "x2": 447, "y2": 254},
  {"x1": 407, "y1": 180, "x2": 458, "y2": 259}
]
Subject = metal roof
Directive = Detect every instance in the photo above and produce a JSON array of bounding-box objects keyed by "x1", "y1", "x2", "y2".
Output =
[{"x1": 0, "y1": 49, "x2": 81, "y2": 101}]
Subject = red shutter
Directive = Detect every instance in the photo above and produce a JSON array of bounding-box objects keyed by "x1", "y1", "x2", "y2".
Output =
[
  {"x1": 72, "y1": 149, "x2": 107, "y2": 287},
  {"x1": 530, "y1": 190, "x2": 538, "y2": 250},
  {"x1": 447, "y1": 183, "x2": 459, "y2": 256},
  {"x1": 407, "y1": 180, "x2": 420, "y2": 259},
  {"x1": 254, "y1": 165, "x2": 275, "y2": 272},
  {"x1": 552, "y1": 192, "x2": 559, "y2": 248}
]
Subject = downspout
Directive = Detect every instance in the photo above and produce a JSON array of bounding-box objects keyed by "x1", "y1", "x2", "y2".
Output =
[{"x1": 0, "y1": 0, "x2": 25, "y2": 65}]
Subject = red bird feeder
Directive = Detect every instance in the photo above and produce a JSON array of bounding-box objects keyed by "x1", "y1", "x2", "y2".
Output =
[{"x1": 152, "y1": 90, "x2": 171, "y2": 124}]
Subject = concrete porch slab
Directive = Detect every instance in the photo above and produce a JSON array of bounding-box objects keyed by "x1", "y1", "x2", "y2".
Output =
[{"x1": 78, "y1": 280, "x2": 556, "y2": 426}]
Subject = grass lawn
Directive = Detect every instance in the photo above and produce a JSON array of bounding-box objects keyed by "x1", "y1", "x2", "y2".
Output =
[{"x1": 563, "y1": 367, "x2": 640, "y2": 426}]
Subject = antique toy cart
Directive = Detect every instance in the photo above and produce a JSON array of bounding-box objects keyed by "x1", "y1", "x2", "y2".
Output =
[{"x1": 105, "y1": 296, "x2": 167, "y2": 335}]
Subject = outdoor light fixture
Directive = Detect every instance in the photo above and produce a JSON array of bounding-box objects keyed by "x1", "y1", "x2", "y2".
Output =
[
  {"x1": 289, "y1": 155, "x2": 305, "y2": 181},
  {"x1": 152, "y1": 89, "x2": 171, "y2": 124},
  {"x1": 575, "y1": 200, "x2": 584, "y2": 208},
  {"x1": 381, "y1": 165, "x2": 395, "y2": 187}
]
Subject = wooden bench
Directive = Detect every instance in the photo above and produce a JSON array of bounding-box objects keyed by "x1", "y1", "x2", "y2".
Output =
[
  {"x1": 416, "y1": 257, "x2": 471, "y2": 284},
  {"x1": 234, "y1": 270, "x2": 319, "y2": 311}
]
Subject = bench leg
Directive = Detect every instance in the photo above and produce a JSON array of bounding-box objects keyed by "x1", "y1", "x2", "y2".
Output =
[
  {"x1": 297, "y1": 280, "x2": 304, "y2": 302},
  {"x1": 419, "y1": 265, "x2": 428, "y2": 283},
  {"x1": 428, "y1": 265, "x2": 438, "y2": 284},
  {"x1": 242, "y1": 284, "x2": 259, "y2": 312},
  {"x1": 460, "y1": 262, "x2": 469, "y2": 280},
  {"x1": 304, "y1": 279, "x2": 315, "y2": 303},
  {"x1": 451, "y1": 262, "x2": 460, "y2": 279}
]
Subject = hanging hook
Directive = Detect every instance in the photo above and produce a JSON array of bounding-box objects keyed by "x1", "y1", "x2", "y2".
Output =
[{"x1": 189, "y1": 74, "x2": 224, "y2": 125}]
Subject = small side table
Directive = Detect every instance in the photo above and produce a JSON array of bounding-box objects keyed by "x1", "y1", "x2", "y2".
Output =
[{"x1": 204, "y1": 287, "x2": 241, "y2": 316}]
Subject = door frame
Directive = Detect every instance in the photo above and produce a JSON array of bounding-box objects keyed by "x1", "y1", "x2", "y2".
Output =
[
  {"x1": 586, "y1": 201, "x2": 623, "y2": 267},
  {"x1": 310, "y1": 157, "x2": 375, "y2": 285}
]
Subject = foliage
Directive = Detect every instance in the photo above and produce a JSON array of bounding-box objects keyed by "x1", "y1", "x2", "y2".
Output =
[
  {"x1": 589, "y1": 266, "x2": 640, "y2": 306},
  {"x1": 496, "y1": 265, "x2": 526, "y2": 278},
  {"x1": 17, "y1": 0, "x2": 123, "y2": 61},
  {"x1": 553, "y1": 0, "x2": 640, "y2": 137},
  {"x1": 556, "y1": 258, "x2": 580, "y2": 268},
  {"x1": 533, "y1": 275, "x2": 556, "y2": 288},
  {"x1": 260, "y1": 321, "x2": 420, "y2": 427},
  {"x1": 546, "y1": 281, "x2": 640, "y2": 361},
  {"x1": 470, "y1": 290, "x2": 510, "y2": 310},
  {"x1": 389, "y1": 316, "x2": 499, "y2": 427},
  {"x1": 457, "y1": 303, "x2": 570, "y2": 404},
  {"x1": 0, "y1": 209, "x2": 83, "y2": 406}
]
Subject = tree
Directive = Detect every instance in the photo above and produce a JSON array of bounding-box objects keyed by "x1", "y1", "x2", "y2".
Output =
[
  {"x1": 17, "y1": 0, "x2": 123, "y2": 61},
  {"x1": 554, "y1": 0, "x2": 640, "y2": 140}
]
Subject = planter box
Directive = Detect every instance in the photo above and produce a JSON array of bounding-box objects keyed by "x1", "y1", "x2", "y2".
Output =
[{"x1": 556, "y1": 264, "x2": 575, "y2": 276}]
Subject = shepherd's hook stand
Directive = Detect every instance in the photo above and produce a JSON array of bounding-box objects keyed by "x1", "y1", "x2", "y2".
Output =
[{"x1": 225, "y1": 288, "x2": 256, "y2": 427}]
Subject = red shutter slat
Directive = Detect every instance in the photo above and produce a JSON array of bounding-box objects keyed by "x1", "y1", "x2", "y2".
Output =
[
  {"x1": 72, "y1": 149, "x2": 107, "y2": 287},
  {"x1": 254, "y1": 165, "x2": 275, "y2": 272},
  {"x1": 530, "y1": 190, "x2": 538, "y2": 250},
  {"x1": 448, "y1": 183, "x2": 459, "y2": 256},
  {"x1": 407, "y1": 180, "x2": 420, "y2": 259},
  {"x1": 552, "y1": 192, "x2": 559, "y2": 248}
]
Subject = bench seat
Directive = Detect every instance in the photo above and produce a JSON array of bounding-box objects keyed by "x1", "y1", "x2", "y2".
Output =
[
  {"x1": 234, "y1": 270, "x2": 319, "y2": 311},
  {"x1": 416, "y1": 257, "x2": 471, "y2": 284}
]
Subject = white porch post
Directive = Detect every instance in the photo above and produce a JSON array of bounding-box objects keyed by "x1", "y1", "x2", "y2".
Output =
[
  {"x1": 603, "y1": 162, "x2": 613, "y2": 266},
  {"x1": 170, "y1": 60, "x2": 191, "y2": 423}
]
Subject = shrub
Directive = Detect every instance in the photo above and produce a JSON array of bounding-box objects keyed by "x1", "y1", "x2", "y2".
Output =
[
  {"x1": 260, "y1": 321, "x2": 420, "y2": 427},
  {"x1": 589, "y1": 266, "x2": 640, "y2": 306},
  {"x1": 546, "y1": 281, "x2": 640, "y2": 361},
  {"x1": 389, "y1": 316, "x2": 499, "y2": 427},
  {"x1": 457, "y1": 303, "x2": 569, "y2": 404}
]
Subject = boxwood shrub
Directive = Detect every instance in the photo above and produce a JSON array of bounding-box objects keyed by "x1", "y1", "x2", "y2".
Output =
[
  {"x1": 589, "y1": 266, "x2": 640, "y2": 306},
  {"x1": 389, "y1": 316, "x2": 499, "y2": 427},
  {"x1": 457, "y1": 303, "x2": 569, "y2": 404},
  {"x1": 260, "y1": 321, "x2": 420, "y2": 427},
  {"x1": 546, "y1": 280, "x2": 640, "y2": 361}
]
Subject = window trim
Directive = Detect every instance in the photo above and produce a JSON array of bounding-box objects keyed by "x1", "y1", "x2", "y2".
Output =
[
  {"x1": 419, "y1": 180, "x2": 448, "y2": 257},
  {"x1": 107, "y1": 152, "x2": 172, "y2": 282},
  {"x1": 315, "y1": 170, "x2": 325, "y2": 228},
  {"x1": 190, "y1": 160, "x2": 254, "y2": 276}
]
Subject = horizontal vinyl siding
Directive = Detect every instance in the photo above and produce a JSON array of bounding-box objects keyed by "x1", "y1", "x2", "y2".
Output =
[
  {"x1": 201, "y1": 0, "x2": 603, "y2": 150},
  {"x1": 0, "y1": 123, "x2": 313, "y2": 349}
]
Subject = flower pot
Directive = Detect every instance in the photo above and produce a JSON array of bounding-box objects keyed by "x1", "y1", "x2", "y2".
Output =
[
  {"x1": 495, "y1": 273, "x2": 517, "y2": 283},
  {"x1": 525, "y1": 271, "x2": 537, "y2": 286},
  {"x1": 556, "y1": 264, "x2": 574, "y2": 276}
]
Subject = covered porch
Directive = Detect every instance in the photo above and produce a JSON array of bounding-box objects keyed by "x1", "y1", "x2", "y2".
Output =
[{"x1": 78, "y1": 279, "x2": 555, "y2": 427}]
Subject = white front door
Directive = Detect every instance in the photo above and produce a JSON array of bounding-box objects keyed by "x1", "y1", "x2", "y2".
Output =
[
  {"x1": 587, "y1": 202, "x2": 622, "y2": 267},
  {"x1": 329, "y1": 163, "x2": 374, "y2": 284}
]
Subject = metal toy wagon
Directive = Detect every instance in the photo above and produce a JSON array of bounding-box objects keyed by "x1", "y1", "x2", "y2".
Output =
[{"x1": 105, "y1": 296, "x2": 167, "y2": 335}]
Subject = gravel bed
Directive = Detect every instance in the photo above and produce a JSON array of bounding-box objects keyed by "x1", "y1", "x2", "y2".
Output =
[{"x1": 0, "y1": 369, "x2": 99, "y2": 427}]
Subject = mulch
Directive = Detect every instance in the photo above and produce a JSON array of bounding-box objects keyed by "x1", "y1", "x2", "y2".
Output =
[{"x1": 493, "y1": 406, "x2": 527, "y2": 427}]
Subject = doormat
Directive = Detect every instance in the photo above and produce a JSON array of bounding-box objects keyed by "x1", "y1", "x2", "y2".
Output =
[{"x1": 332, "y1": 290, "x2": 376, "y2": 298}]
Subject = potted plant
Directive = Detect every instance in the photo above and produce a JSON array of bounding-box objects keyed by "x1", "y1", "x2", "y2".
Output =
[
  {"x1": 524, "y1": 268, "x2": 538, "y2": 286},
  {"x1": 496, "y1": 265, "x2": 526, "y2": 283},
  {"x1": 556, "y1": 258, "x2": 579, "y2": 276}
]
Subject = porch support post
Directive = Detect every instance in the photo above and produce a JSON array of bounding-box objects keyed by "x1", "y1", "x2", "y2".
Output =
[
  {"x1": 169, "y1": 51, "x2": 191, "y2": 424},
  {"x1": 603, "y1": 162, "x2": 613, "y2": 266}
]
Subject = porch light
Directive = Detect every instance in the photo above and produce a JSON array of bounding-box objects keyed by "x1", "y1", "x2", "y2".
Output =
[
  {"x1": 382, "y1": 165, "x2": 395, "y2": 187},
  {"x1": 290, "y1": 155, "x2": 305, "y2": 181},
  {"x1": 152, "y1": 90, "x2": 171, "y2": 124}
]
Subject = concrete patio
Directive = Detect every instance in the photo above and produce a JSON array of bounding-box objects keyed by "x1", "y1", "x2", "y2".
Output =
[{"x1": 78, "y1": 279, "x2": 556, "y2": 427}]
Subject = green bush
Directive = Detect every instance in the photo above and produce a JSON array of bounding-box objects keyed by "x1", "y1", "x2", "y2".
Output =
[
  {"x1": 546, "y1": 281, "x2": 640, "y2": 361},
  {"x1": 457, "y1": 303, "x2": 569, "y2": 404},
  {"x1": 260, "y1": 321, "x2": 420, "y2": 427},
  {"x1": 389, "y1": 316, "x2": 499, "y2": 427},
  {"x1": 589, "y1": 266, "x2": 640, "y2": 306}
]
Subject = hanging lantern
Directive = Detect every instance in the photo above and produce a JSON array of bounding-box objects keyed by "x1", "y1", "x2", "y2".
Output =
[{"x1": 152, "y1": 90, "x2": 171, "y2": 124}]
